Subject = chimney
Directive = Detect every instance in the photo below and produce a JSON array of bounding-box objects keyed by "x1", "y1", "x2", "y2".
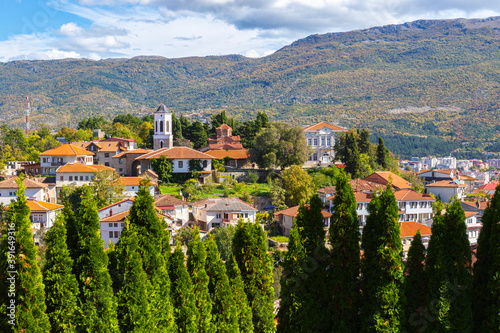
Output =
[{"x1": 109, "y1": 208, "x2": 113, "y2": 217}]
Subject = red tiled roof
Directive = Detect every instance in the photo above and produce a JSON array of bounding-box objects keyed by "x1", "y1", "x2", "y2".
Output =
[
  {"x1": 217, "y1": 124, "x2": 232, "y2": 130},
  {"x1": 426, "y1": 180, "x2": 466, "y2": 188},
  {"x1": 318, "y1": 186, "x2": 336, "y2": 194},
  {"x1": 394, "y1": 189, "x2": 435, "y2": 201},
  {"x1": 204, "y1": 149, "x2": 249, "y2": 160},
  {"x1": 155, "y1": 194, "x2": 186, "y2": 207},
  {"x1": 274, "y1": 204, "x2": 332, "y2": 218},
  {"x1": 113, "y1": 149, "x2": 153, "y2": 159},
  {"x1": 98, "y1": 197, "x2": 135, "y2": 212},
  {"x1": 56, "y1": 164, "x2": 114, "y2": 173},
  {"x1": 136, "y1": 147, "x2": 214, "y2": 160},
  {"x1": 100, "y1": 210, "x2": 129, "y2": 223},
  {"x1": 115, "y1": 177, "x2": 157, "y2": 186},
  {"x1": 400, "y1": 221, "x2": 432, "y2": 238},
  {"x1": 27, "y1": 200, "x2": 63, "y2": 212},
  {"x1": 304, "y1": 122, "x2": 346, "y2": 132},
  {"x1": 0, "y1": 177, "x2": 47, "y2": 189},
  {"x1": 479, "y1": 182, "x2": 499, "y2": 191},
  {"x1": 40, "y1": 144, "x2": 94, "y2": 156},
  {"x1": 363, "y1": 172, "x2": 412, "y2": 190},
  {"x1": 349, "y1": 179, "x2": 386, "y2": 192}
]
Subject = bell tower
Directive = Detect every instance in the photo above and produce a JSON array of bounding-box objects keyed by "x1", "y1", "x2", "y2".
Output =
[{"x1": 153, "y1": 103, "x2": 173, "y2": 150}]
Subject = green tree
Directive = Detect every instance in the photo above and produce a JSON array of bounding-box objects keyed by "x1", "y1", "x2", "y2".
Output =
[
  {"x1": 328, "y1": 170, "x2": 361, "y2": 332},
  {"x1": 116, "y1": 223, "x2": 154, "y2": 332},
  {"x1": 280, "y1": 165, "x2": 316, "y2": 206},
  {"x1": 188, "y1": 159, "x2": 205, "y2": 178},
  {"x1": 226, "y1": 256, "x2": 254, "y2": 333},
  {"x1": 233, "y1": 221, "x2": 276, "y2": 333},
  {"x1": 74, "y1": 186, "x2": 119, "y2": 333},
  {"x1": 172, "y1": 111, "x2": 183, "y2": 140},
  {"x1": 358, "y1": 128, "x2": 372, "y2": 154},
  {"x1": 425, "y1": 198, "x2": 472, "y2": 333},
  {"x1": 191, "y1": 120, "x2": 208, "y2": 149},
  {"x1": 205, "y1": 237, "x2": 238, "y2": 332},
  {"x1": 169, "y1": 243, "x2": 199, "y2": 332},
  {"x1": 0, "y1": 178, "x2": 51, "y2": 332},
  {"x1": 91, "y1": 169, "x2": 126, "y2": 209},
  {"x1": 151, "y1": 155, "x2": 173, "y2": 183},
  {"x1": 209, "y1": 225, "x2": 235, "y2": 261},
  {"x1": 344, "y1": 131, "x2": 361, "y2": 178},
  {"x1": 403, "y1": 231, "x2": 428, "y2": 332},
  {"x1": 473, "y1": 184, "x2": 500, "y2": 332},
  {"x1": 277, "y1": 195, "x2": 330, "y2": 333},
  {"x1": 360, "y1": 187, "x2": 404, "y2": 333},
  {"x1": 376, "y1": 137, "x2": 391, "y2": 169},
  {"x1": 42, "y1": 214, "x2": 81, "y2": 332},
  {"x1": 187, "y1": 228, "x2": 214, "y2": 333}
]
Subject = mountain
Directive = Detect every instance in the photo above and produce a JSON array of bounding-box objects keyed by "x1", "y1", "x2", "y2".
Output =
[{"x1": 2, "y1": 16, "x2": 500, "y2": 157}]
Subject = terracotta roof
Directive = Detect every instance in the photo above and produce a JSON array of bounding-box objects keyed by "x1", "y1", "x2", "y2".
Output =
[
  {"x1": 363, "y1": 172, "x2": 412, "y2": 190},
  {"x1": 394, "y1": 189, "x2": 435, "y2": 201},
  {"x1": 318, "y1": 186, "x2": 336, "y2": 194},
  {"x1": 136, "y1": 147, "x2": 214, "y2": 160},
  {"x1": 40, "y1": 144, "x2": 94, "y2": 156},
  {"x1": 479, "y1": 182, "x2": 499, "y2": 191},
  {"x1": 72, "y1": 142, "x2": 93, "y2": 150},
  {"x1": 458, "y1": 174, "x2": 478, "y2": 181},
  {"x1": 100, "y1": 210, "x2": 129, "y2": 223},
  {"x1": 274, "y1": 204, "x2": 332, "y2": 218},
  {"x1": 465, "y1": 211, "x2": 479, "y2": 218},
  {"x1": 327, "y1": 191, "x2": 374, "y2": 203},
  {"x1": 27, "y1": 200, "x2": 64, "y2": 212},
  {"x1": 56, "y1": 164, "x2": 115, "y2": 173},
  {"x1": 204, "y1": 149, "x2": 249, "y2": 160},
  {"x1": 192, "y1": 197, "x2": 257, "y2": 211},
  {"x1": 113, "y1": 149, "x2": 153, "y2": 159},
  {"x1": 217, "y1": 124, "x2": 232, "y2": 130},
  {"x1": 155, "y1": 194, "x2": 187, "y2": 207},
  {"x1": 304, "y1": 122, "x2": 347, "y2": 132},
  {"x1": 0, "y1": 177, "x2": 47, "y2": 189},
  {"x1": 115, "y1": 177, "x2": 157, "y2": 186},
  {"x1": 400, "y1": 221, "x2": 432, "y2": 238},
  {"x1": 98, "y1": 197, "x2": 135, "y2": 212},
  {"x1": 426, "y1": 180, "x2": 466, "y2": 188},
  {"x1": 349, "y1": 179, "x2": 386, "y2": 192}
]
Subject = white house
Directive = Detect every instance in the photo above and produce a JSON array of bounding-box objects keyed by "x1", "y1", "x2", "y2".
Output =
[
  {"x1": 465, "y1": 211, "x2": 482, "y2": 245},
  {"x1": 27, "y1": 199, "x2": 64, "y2": 244},
  {"x1": 135, "y1": 147, "x2": 213, "y2": 175},
  {"x1": 303, "y1": 122, "x2": 347, "y2": 166},
  {"x1": 39, "y1": 144, "x2": 94, "y2": 175},
  {"x1": 100, "y1": 210, "x2": 128, "y2": 249},
  {"x1": 55, "y1": 163, "x2": 116, "y2": 189},
  {"x1": 425, "y1": 180, "x2": 466, "y2": 203},
  {"x1": 394, "y1": 189, "x2": 435, "y2": 225},
  {"x1": 419, "y1": 169, "x2": 457, "y2": 185},
  {"x1": 0, "y1": 177, "x2": 49, "y2": 205},
  {"x1": 155, "y1": 194, "x2": 190, "y2": 224},
  {"x1": 98, "y1": 197, "x2": 136, "y2": 220},
  {"x1": 114, "y1": 177, "x2": 156, "y2": 197},
  {"x1": 191, "y1": 197, "x2": 258, "y2": 231},
  {"x1": 274, "y1": 204, "x2": 332, "y2": 237},
  {"x1": 400, "y1": 221, "x2": 432, "y2": 259}
]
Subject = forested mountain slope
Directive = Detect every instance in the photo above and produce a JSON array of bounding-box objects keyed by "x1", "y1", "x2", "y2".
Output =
[{"x1": 2, "y1": 16, "x2": 500, "y2": 157}]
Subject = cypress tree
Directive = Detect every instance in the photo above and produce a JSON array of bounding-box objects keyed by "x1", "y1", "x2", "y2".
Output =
[
  {"x1": 0, "y1": 178, "x2": 51, "y2": 332},
  {"x1": 358, "y1": 128, "x2": 371, "y2": 155},
  {"x1": 277, "y1": 195, "x2": 330, "y2": 333},
  {"x1": 233, "y1": 220, "x2": 276, "y2": 333},
  {"x1": 226, "y1": 255, "x2": 254, "y2": 333},
  {"x1": 125, "y1": 181, "x2": 176, "y2": 331},
  {"x1": 425, "y1": 198, "x2": 472, "y2": 333},
  {"x1": 205, "y1": 237, "x2": 238, "y2": 333},
  {"x1": 75, "y1": 185, "x2": 119, "y2": 333},
  {"x1": 473, "y1": 185, "x2": 500, "y2": 332},
  {"x1": 360, "y1": 187, "x2": 404, "y2": 333},
  {"x1": 43, "y1": 214, "x2": 80, "y2": 332},
  {"x1": 169, "y1": 243, "x2": 199, "y2": 332},
  {"x1": 187, "y1": 228, "x2": 214, "y2": 333},
  {"x1": 328, "y1": 171, "x2": 361, "y2": 332},
  {"x1": 116, "y1": 223, "x2": 153, "y2": 332},
  {"x1": 344, "y1": 131, "x2": 361, "y2": 178},
  {"x1": 376, "y1": 137, "x2": 390, "y2": 169},
  {"x1": 404, "y1": 231, "x2": 428, "y2": 332},
  {"x1": 172, "y1": 111, "x2": 183, "y2": 140}
]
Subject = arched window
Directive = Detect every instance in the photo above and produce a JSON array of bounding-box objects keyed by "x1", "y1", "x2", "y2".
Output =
[
  {"x1": 159, "y1": 121, "x2": 164, "y2": 132},
  {"x1": 166, "y1": 121, "x2": 170, "y2": 133},
  {"x1": 203, "y1": 160, "x2": 208, "y2": 168},
  {"x1": 155, "y1": 121, "x2": 158, "y2": 133},
  {"x1": 160, "y1": 140, "x2": 164, "y2": 148}
]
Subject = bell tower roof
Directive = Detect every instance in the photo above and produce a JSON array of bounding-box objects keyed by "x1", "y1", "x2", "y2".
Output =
[{"x1": 155, "y1": 104, "x2": 170, "y2": 113}]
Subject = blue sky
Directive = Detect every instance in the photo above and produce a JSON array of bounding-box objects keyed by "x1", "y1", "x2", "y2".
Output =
[{"x1": 0, "y1": 0, "x2": 499, "y2": 62}]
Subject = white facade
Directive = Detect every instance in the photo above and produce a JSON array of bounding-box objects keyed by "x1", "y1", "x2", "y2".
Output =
[
  {"x1": 153, "y1": 104, "x2": 173, "y2": 150},
  {"x1": 421, "y1": 157, "x2": 438, "y2": 169},
  {"x1": 304, "y1": 122, "x2": 346, "y2": 166},
  {"x1": 40, "y1": 154, "x2": 93, "y2": 175},
  {"x1": 171, "y1": 159, "x2": 212, "y2": 173},
  {"x1": 123, "y1": 184, "x2": 155, "y2": 197},
  {"x1": 98, "y1": 198, "x2": 135, "y2": 219},
  {"x1": 465, "y1": 212, "x2": 482, "y2": 245},
  {"x1": 436, "y1": 156, "x2": 457, "y2": 169},
  {"x1": 192, "y1": 198, "x2": 257, "y2": 231},
  {"x1": 0, "y1": 187, "x2": 45, "y2": 205},
  {"x1": 426, "y1": 182, "x2": 466, "y2": 203},
  {"x1": 100, "y1": 220, "x2": 126, "y2": 249}
]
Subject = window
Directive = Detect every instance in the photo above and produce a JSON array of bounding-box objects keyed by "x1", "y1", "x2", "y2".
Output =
[
  {"x1": 203, "y1": 160, "x2": 208, "y2": 168},
  {"x1": 312, "y1": 153, "x2": 318, "y2": 161},
  {"x1": 160, "y1": 141, "x2": 164, "y2": 148},
  {"x1": 178, "y1": 161, "x2": 183, "y2": 168},
  {"x1": 60, "y1": 176, "x2": 64, "y2": 181},
  {"x1": 119, "y1": 168, "x2": 123, "y2": 172},
  {"x1": 216, "y1": 213, "x2": 221, "y2": 219},
  {"x1": 109, "y1": 223, "x2": 112, "y2": 227},
  {"x1": 121, "y1": 223, "x2": 125, "y2": 227},
  {"x1": 69, "y1": 176, "x2": 73, "y2": 181},
  {"x1": 109, "y1": 231, "x2": 113, "y2": 238},
  {"x1": 105, "y1": 162, "x2": 110, "y2": 167},
  {"x1": 327, "y1": 137, "x2": 331, "y2": 146},
  {"x1": 244, "y1": 213, "x2": 248, "y2": 218},
  {"x1": 160, "y1": 120, "x2": 164, "y2": 132},
  {"x1": 114, "y1": 223, "x2": 118, "y2": 227},
  {"x1": 80, "y1": 176, "x2": 84, "y2": 181},
  {"x1": 398, "y1": 202, "x2": 405, "y2": 209},
  {"x1": 114, "y1": 231, "x2": 119, "y2": 238},
  {"x1": 9, "y1": 192, "x2": 15, "y2": 196},
  {"x1": 119, "y1": 159, "x2": 123, "y2": 164},
  {"x1": 313, "y1": 138, "x2": 318, "y2": 146},
  {"x1": 321, "y1": 137, "x2": 325, "y2": 146},
  {"x1": 42, "y1": 157, "x2": 47, "y2": 163},
  {"x1": 132, "y1": 186, "x2": 135, "y2": 190},
  {"x1": 85, "y1": 176, "x2": 89, "y2": 181},
  {"x1": 357, "y1": 203, "x2": 363, "y2": 210},
  {"x1": 166, "y1": 121, "x2": 169, "y2": 133},
  {"x1": 308, "y1": 138, "x2": 312, "y2": 145}
]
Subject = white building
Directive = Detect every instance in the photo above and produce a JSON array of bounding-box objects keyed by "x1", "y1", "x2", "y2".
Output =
[
  {"x1": 135, "y1": 147, "x2": 213, "y2": 175},
  {"x1": 191, "y1": 197, "x2": 258, "y2": 231},
  {"x1": 303, "y1": 122, "x2": 347, "y2": 166},
  {"x1": 55, "y1": 163, "x2": 115, "y2": 189},
  {"x1": 420, "y1": 157, "x2": 438, "y2": 169},
  {"x1": 465, "y1": 211, "x2": 482, "y2": 245},
  {"x1": 425, "y1": 180, "x2": 467, "y2": 203},
  {"x1": 274, "y1": 204, "x2": 332, "y2": 237},
  {"x1": 153, "y1": 104, "x2": 173, "y2": 150},
  {"x1": 115, "y1": 177, "x2": 156, "y2": 197},
  {"x1": 155, "y1": 194, "x2": 189, "y2": 223},
  {"x1": 39, "y1": 144, "x2": 94, "y2": 175},
  {"x1": 0, "y1": 177, "x2": 49, "y2": 205},
  {"x1": 400, "y1": 221, "x2": 432, "y2": 259},
  {"x1": 28, "y1": 199, "x2": 64, "y2": 244},
  {"x1": 436, "y1": 156, "x2": 457, "y2": 169},
  {"x1": 98, "y1": 197, "x2": 136, "y2": 220}
]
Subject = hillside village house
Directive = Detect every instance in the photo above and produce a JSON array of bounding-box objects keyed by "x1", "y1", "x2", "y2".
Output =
[
  {"x1": 39, "y1": 144, "x2": 94, "y2": 175},
  {"x1": 425, "y1": 180, "x2": 466, "y2": 202},
  {"x1": 304, "y1": 122, "x2": 347, "y2": 166},
  {"x1": 465, "y1": 211, "x2": 482, "y2": 245},
  {"x1": 400, "y1": 221, "x2": 432, "y2": 259},
  {"x1": 112, "y1": 149, "x2": 153, "y2": 176},
  {"x1": 55, "y1": 163, "x2": 116, "y2": 192},
  {"x1": 72, "y1": 140, "x2": 129, "y2": 167},
  {"x1": 28, "y1": 199, "x2": 64, "y2": 244},
  {"x1": 0, "y1": 177, "x2": 50, "y2": 205},
  {"x1": 363, "y1": 171, "x2": 412, "y2": 190},
  {"x1": 191, "y1": 197, "x2": 258, "y2": 231},
  {"x1": 155, "y1": 194, "x2": 189, "y2": 224},
  {"x1": 274, "y1": 204, "x2": 333, "y2": 237},
  {"x1": 114, "y1": 177, "x2": 156, "y2": 197}
]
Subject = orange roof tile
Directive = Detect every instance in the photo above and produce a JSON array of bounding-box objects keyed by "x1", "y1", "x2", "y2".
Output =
[
  {"x1": 363, "y1": 172, "x2": 412, "y2": 190},
  {"x1": 40, "y1": 144, "x2": 94, "y2": 156},
  {"x1": 56, "y1": 164, "x2": 114, "y2": 173},
  {"x1": 27, "y1": 200, "x2": 64, "y2": 212},
  {"x1": 115, "y1": 177, "x2": 157, "y2": 186},
  {"x1": 0, "y1": 177, "x2": 47, "y2": 189},
  {"x1": 136, "y1": 147, "x2": 214, "y2": 160},
  {"x1": 394, "y1": 189, "x2": 435, "y2": 201},
  {"x1": 349, "y1": 179, "x2": 387, "y2": 192},
  {"x1": 113, "y1": 149, "x2": 153, "y2": 159},
  {"x1": 155, "y1": 194, "x2": 186, "y2": 207},
  {"x1": 217, "y1": 124, "x2": 232, "y2": 130},
  {"x1": 204, "y1": 149, "x2": 249, "y2": 160},
  {"x1": 100, "y1": 210, "x2": 129, "y2": 223},
  {"x1": 274, "y1": 204, "x2": 332, "y2": 218},
  {"x1": 400, "y1": 221, "x2": 432, "y2": 238},
  {"x1": 426, "y1": 180, "x2": 466, "y2": 188},
  {"x1": 465, "y1": 211, "x2": 479, "y2": 218},
  {"x1": 304, "y1": 122, "x2": 347, "y2": 132}
]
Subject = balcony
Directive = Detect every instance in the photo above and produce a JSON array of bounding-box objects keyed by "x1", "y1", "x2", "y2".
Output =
[{"x1": 50, "y1": 161, "x2": 65, "y2": 167}]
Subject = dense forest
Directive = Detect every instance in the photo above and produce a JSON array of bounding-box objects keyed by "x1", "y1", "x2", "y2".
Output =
[{"x1": 1, "y1": 17, "x2": 500, "y2": 158}]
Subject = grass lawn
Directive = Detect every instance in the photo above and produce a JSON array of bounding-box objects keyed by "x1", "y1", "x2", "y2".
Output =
[{"x1": 159, "y1": 182, "x2": 271, "y2": 198}]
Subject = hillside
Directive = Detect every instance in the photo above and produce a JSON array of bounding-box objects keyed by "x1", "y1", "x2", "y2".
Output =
[{"x1": 2, "y1": 16, "x2": 500, "y2": 157}]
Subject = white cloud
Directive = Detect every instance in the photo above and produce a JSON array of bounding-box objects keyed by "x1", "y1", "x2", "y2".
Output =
[{"x1": 57, "y1": 22, "x2": 84, "y2": 36}]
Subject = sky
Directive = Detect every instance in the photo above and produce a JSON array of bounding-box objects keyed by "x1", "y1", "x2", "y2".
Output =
[{"x1": 0, "y1": 0, "x2": 499, "y2": 62}]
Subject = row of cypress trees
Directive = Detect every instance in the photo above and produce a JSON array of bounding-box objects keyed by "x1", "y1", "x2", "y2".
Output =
[
  {"x1": 0, "y1": 178, "x2": 276, "y2": 332},
  {"x1": 277, "y1": 171, "x2": 500, "y2": 333}
]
